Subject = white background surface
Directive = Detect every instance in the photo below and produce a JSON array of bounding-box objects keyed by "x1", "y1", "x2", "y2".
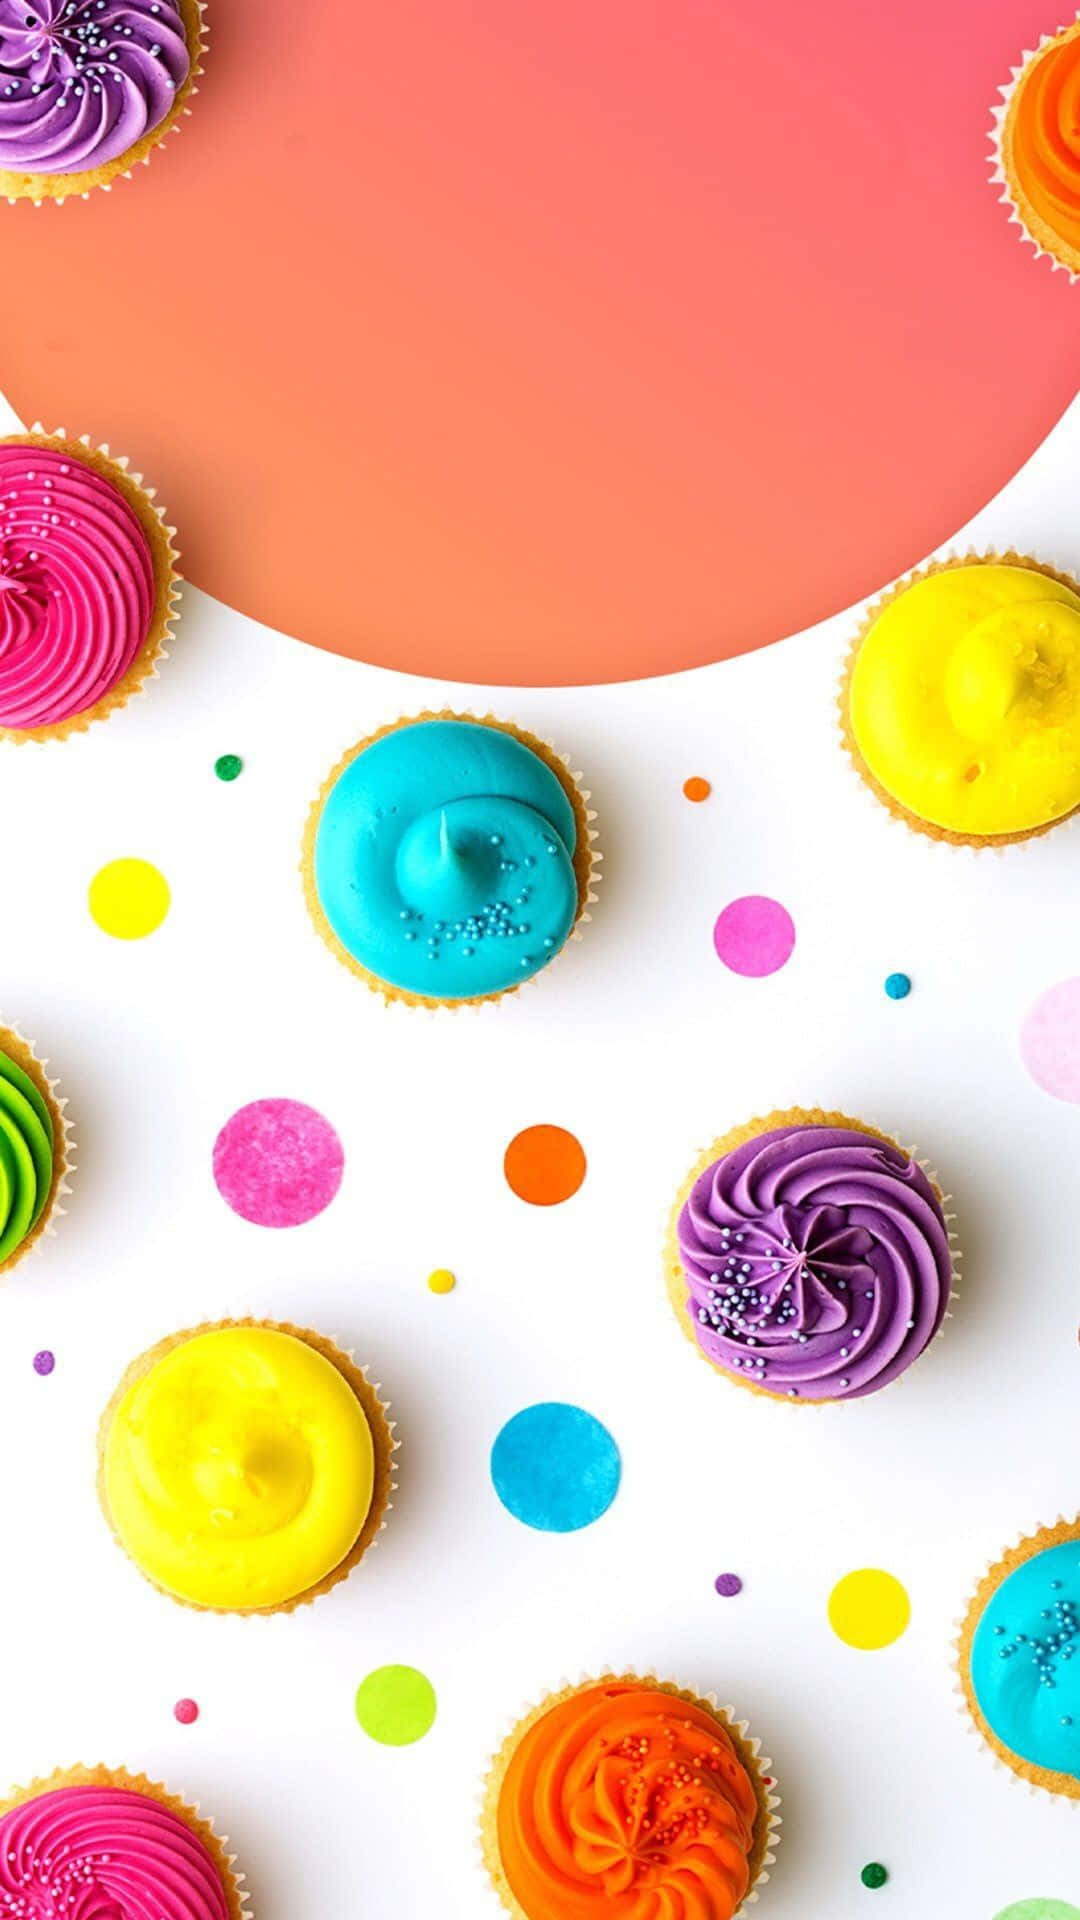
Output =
[{"x1": 0, "y1": 386, "x2": 1078, "y2": 1919}]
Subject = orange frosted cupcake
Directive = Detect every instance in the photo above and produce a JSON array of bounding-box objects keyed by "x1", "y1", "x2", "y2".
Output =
[
  {"x1": 995, "y1": 19, "x2": 1080, "y2": 276},
  {"x1": 481, "y1": 1675, "x2": 780, "y2": 1918}
]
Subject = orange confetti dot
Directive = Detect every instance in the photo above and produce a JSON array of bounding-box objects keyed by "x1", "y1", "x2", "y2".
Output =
[
  {"x1": 683, "y1": 777, "x2": 711, "y2": 802},
  {"x1": 504, "y1": 1125, "x2": 586, "y2": 1206}
]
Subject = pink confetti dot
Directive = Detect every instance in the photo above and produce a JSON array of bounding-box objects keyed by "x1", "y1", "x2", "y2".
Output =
[
  {"x1": 212, "y1": 1098, "x2": 344, "y2": 1227},
  {"x1": 713, "y1": 896, "x2": 795, "y2": 977},
  {"x1": 1020, "y1": 978, "x2": 1080, "y2": 1103},
  {"x1": 173, "y1": 1698, "x2": 199, "y2": 1725}
]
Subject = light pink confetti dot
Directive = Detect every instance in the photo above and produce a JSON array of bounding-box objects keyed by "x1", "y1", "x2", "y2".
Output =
[
  {"x1": 713, "y1": 895, "x2": 796, "y2": 977},
  {"x1": 212, "y1": 1098, "x2": 344, "y2": 1227},
  {"x1": 1020, "y1": 978, "x2": 1080, "y2": 1103}
]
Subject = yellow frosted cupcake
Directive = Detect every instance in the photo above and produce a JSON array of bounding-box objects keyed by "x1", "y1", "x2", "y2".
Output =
[
  {"x1": 97, "y1": 1319, "x2": 395, "y2": 1614},
  {"x1": 480, "y1": 1674, "x2": 780, "y2": 1919},
  {"x1": 0, "y1": 1766, "x2": 248, "y2": 1918},
  {"x1": 841, "y1": 554, "x2": 1080, "y2": 846}
]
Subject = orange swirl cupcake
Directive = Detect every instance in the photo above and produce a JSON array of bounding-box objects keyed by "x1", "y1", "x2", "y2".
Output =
[
  {"x1": 995, "y1": 19, "x2": 1080, "y2": 276},
  {"x1": 481, "y1": 1676, "x2": 780, "y2": 1919}
]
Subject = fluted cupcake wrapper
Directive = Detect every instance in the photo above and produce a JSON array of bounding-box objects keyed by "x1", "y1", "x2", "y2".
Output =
[
  {"x1": 0, "y1": 1764, "x2": 251, "y2": 1920},
  {"x1": 477, "y1": 1672, "x2": 781, "y2": 1918},
  {"x1": 836, "y1": 549, "x2": 1080, "y2": 849},
  {"x1": 663, "y1": 1106, "x2": 961, "y2": 1408},
  {"x1": 96, "y1": 1316, "x2": 398, "y2": 1616},
  {"x1": 0, "y1": 0, "x2": 208, "y2": 205},
  {"x1": 953, "y1": 1515, "x2": 1080, "y2": 1805},
  {"x1": 989, "y1": 18, "x2": 1080, "y2": 282},
  {"x1": 0, "y1": 1020, "x2": 76, "y2": 1281},
  {"x1": 0, "y1": 428, "x2": 182, "y2": 743},
  {"x1": 300, "y1": 708, "x2": 601, "y2": 1011}
]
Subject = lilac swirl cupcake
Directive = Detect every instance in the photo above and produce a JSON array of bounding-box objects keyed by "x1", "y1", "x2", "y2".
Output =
[
  {"x1": 664, "y1": 1107, "x2": 958, "y2": 1404},
  {"x1": 0, "y1": 0, "x2": 204, "y2": 202}
]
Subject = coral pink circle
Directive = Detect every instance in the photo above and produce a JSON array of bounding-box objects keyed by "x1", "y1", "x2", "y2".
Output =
[
  {"x1": 1020, "y1": 978, "x2": 1080, "y2": 1103},
  {"x1": 212, "y1": 1099, "x2": 344, "y2": 1227},
  {"x1": 173, "y1": 1698, "x2": 199, "y2": 1726},
  {"x1": 713, "y1": 896, "x2": 796, "y2": 978}
]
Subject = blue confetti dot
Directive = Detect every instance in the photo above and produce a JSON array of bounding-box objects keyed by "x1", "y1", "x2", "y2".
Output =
[
  {"x1": 884, "y1": 972, "x2": 911, "y2": 1000},
  {"x1": 490, "y1": 1402, "x2": 621, "y2": 1532}
]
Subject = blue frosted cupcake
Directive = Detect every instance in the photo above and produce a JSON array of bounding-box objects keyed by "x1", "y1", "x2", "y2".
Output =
[
  {"x1": 301, "y1": 712, "x2": 598, "y2": 1007},
  {"x1": 959, "y1": 1518, "x2": 1080, "y2": 1801}
]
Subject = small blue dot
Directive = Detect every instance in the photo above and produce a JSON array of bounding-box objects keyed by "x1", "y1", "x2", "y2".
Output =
[
  {"x1": 884, "y1": 972, "x2": 912, "y2": 1001},
  {"x1": 490, "y1": 1403, "x2": 620, "y2": 1533}
]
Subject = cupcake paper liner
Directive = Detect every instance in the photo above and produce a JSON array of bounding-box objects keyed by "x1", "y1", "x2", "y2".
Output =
[
  {"x1": 663, "y1": 1106, "x2": 961, "y2": 1408},
  {"x1": 990, "y1": 18, "x2": 1080, "y2": 282},
  {"x1": 954, "y1": 1515, "x2": 1080, "y2": 1804},
  {"x1": 96, "y1": 1317, "x2": 398, "y2": 1616},
  {"x1": 0, "y1": 1019, "x2": 75, "y2": 1281},
  {"x1": 0, "y1": 1764, "x2": 251, "y2": 1920},
  {"x1": 0, "y1": 428, "x2": 182, "y2": 744},
  {"x1": 837, "y1": 550, "x2": 1080, "y2": 849},
  {"x1": 0, "y1": 0, "x2": 208, "y2": 206},
  {"x1": 300, "y1": 709, "x2": 601, "y2": 1010},
  {"x1": 478, "y1": 1672, "x2": 781, "y2": 1918}
]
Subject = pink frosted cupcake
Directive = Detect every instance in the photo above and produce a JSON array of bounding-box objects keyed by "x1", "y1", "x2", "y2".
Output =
[{"x1": 0, "y1": 431, "x2": 179, "y2": 742}]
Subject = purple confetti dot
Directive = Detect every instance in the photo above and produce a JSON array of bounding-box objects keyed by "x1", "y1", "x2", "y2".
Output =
[
  {"x1": 714, "y1": 1571, "x2": 743, "y2": 1597},
  {"x1": 33, "y1": 1350, "x2": 55, "y2": 1376}
]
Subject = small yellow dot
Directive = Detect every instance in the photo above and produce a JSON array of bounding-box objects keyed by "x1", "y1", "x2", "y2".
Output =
[
  {"x1": 427, "y1": 1268, "x2": 456, "y2": 1295},
  {"x1": 828, "y1": 1568, "x2": 910, "y2": 1650},
  {"x1": 88, "y1": 858, "x2": 171, "y2": 940}
]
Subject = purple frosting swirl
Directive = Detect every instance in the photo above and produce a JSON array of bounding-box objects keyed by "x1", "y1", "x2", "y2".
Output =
[
  {"x1": 0, "y1": 0, "x2": 189, "y2": 176},
  {"x1": 676, "y1": 1122, "x2": 952, "y2": 1402}
]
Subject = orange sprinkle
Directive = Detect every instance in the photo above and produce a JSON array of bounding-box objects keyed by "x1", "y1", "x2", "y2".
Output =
[
  {"x1": 683, "y1": 776, "x2": 711, "y2": 802},
  {"x1": 503, "y1": 1125, "x2": 587, "y2": 1206}
]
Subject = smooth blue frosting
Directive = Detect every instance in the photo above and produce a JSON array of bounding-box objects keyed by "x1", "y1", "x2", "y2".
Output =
[
  {"x1": 314, "y1": 720, "x2": 580, "y2": 999},
  {"x1": 971, "y1": 1540, "x2": 1080, "y2": 1781}
]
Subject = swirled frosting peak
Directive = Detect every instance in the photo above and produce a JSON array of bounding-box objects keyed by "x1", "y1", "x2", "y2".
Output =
[
  {"x1": 677, "y1": 1121, "x2": 951, "y2": 1401},
  {"x1": 0, "y1": 0, "x2": 189, "y2": 177},
  {"x1": 497, "y1": 1682, "x2": 761, "y2": 1920},
  {"x1": 313, "y1": 719, "x2": 581, "y2": 999},
  {"x1": 0, "y1": 445, "x2": 156, "y2": 730},
  {"x1": 0, "y1": 1784, "x2": 230, "y2": 1920}
]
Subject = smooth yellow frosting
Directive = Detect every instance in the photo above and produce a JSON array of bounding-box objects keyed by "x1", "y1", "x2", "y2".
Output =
[
  {"x1": 102, "y1": 1327, "x2": 375, "y2": 1610},
  {"x1": 849, "y1": 564, "x2": 1080, "y2": 837}
]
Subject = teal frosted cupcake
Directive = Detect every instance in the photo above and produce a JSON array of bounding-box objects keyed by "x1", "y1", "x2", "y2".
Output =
[
  {"x1": 958, "y1": 1517, "x2": 1080, "y2": 1800},
  {"x1": 301, "y1": 712, "x2": 598, "y2": 1007}
]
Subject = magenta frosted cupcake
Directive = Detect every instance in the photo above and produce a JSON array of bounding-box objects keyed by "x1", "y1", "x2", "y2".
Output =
[
  {"x1": 665, "y1": 1107, "x2": 957, "y2": 1404},
  {"x1": 0, "y1": 0, "x2": 204, "y2": 203},
  {"x1": 0, "y1": 431, "x2": 179, "y2": 742}
]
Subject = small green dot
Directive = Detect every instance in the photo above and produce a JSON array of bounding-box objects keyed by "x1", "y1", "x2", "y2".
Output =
[
  {"x1": 214, "y1": 753, "x2": 243, "y2": 782},
  {"x1": 354, "y1": 1664, "x2": 436, "y2": 1746},
  {"x1": 861, "y1": 1863, "x2": 888, "y2": 1891}
]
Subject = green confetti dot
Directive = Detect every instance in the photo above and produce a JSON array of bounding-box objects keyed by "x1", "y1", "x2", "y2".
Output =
[
  {"x1": 214, "y1": 753, "x2": 243, "y2": 782},
  {"x1": 354, "y1": 1665, "x2": 436, "y2": 1746},
  {"x1": 993, "y1": 1905, "x2": 1080, "y2": 1920},
  {"x1": 861, "y1": 1863, "x2": 888, "y2": 1891}
]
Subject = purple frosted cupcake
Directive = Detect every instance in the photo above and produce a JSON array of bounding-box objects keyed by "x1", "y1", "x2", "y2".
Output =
[
  {"x1": 0, "y1": 0, "x2": 204, "y2": 203},
  {"x1": 664, "y1": 1106, "x2": 957, "y2": 1404}
]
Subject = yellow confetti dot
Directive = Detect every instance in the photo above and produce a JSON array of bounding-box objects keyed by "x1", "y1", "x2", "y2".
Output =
[
  {"x1": 89, "y1": 859, "x2": 171, "y2": 940},
  {"x1": 828, "y1": 1568, "x2": 911, "y2": 1650},
  {"x1": 427, "y1": 1268, "x2": 456, "y2": 1295}
]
